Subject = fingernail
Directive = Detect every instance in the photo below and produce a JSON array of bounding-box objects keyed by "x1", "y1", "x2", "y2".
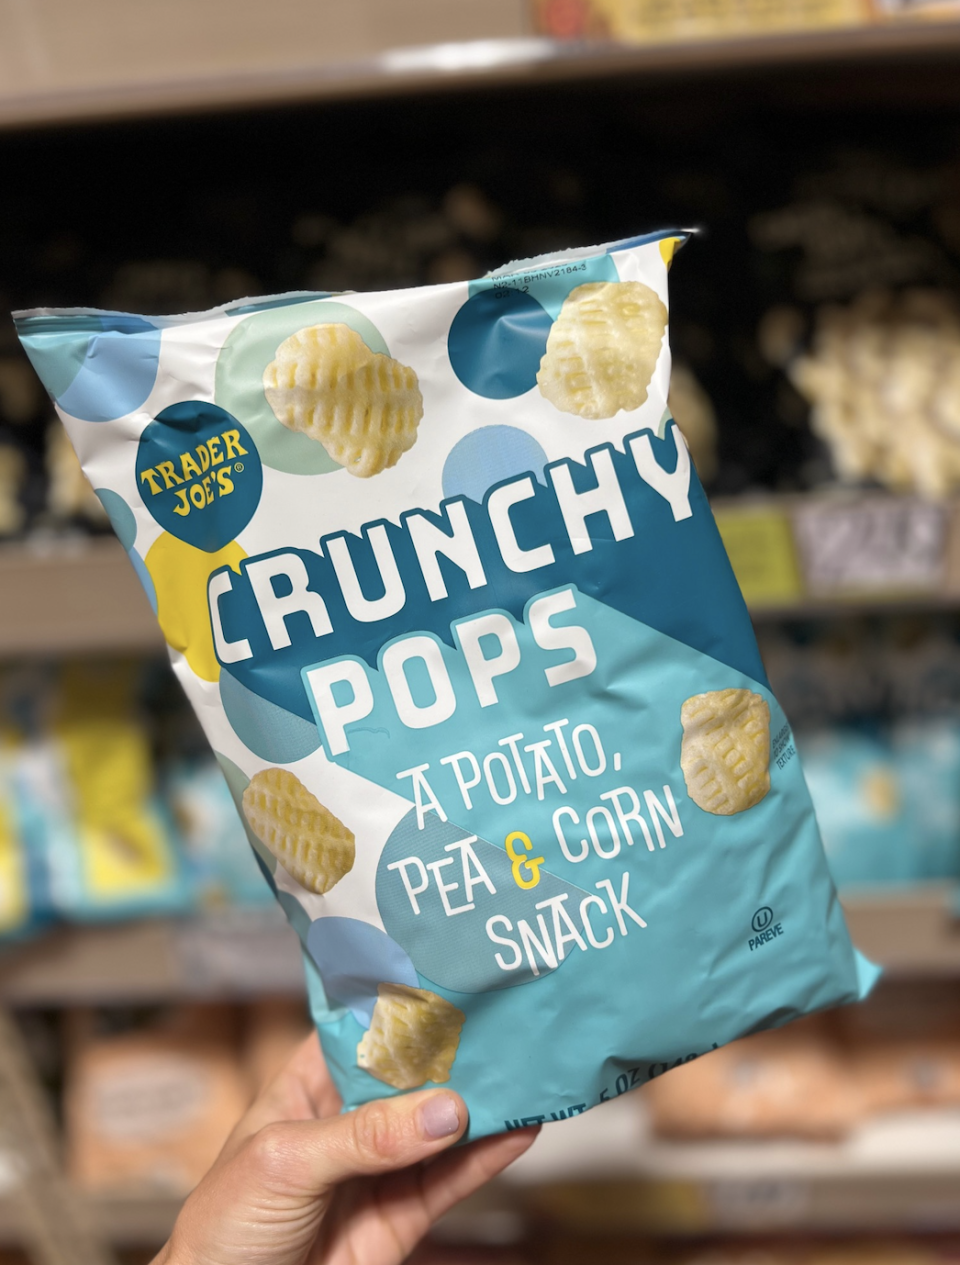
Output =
[{"x1": 419, "y1": 1093, "x2": 461, "y2": 1139}]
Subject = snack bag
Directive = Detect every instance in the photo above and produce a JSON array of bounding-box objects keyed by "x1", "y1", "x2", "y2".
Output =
[
  {"x1": 14, "y1": 232, "x2": 876, "y2": 1139},
  {"x1": 0, "y1": 741, "x2": 32, "y2": 941},
  {"x1": 165, "y1": 756, "x2": 275, "y2": 908},
  {"x1": 14, "y1": 661, "x2": 190, "y2": 922}
]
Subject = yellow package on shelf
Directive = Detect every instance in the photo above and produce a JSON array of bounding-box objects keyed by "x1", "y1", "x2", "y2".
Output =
[
  {"x1": 713, "y1": 504, "x2": 803, "y2": 608},
  {"x1": 0, "y1": 772, "x2": 28, "y2": 936},
  {"x1": 48, "y1": 662, "x2": 187, "y2": 916}
]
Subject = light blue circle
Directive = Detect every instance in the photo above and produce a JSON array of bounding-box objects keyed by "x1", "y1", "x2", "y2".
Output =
[
  {"x1": 23, "y1": 315, "x2": 161, "y2": 422},
  {"x1": 96, "y1": 488, "x2": 137, "y2": 551},
  {"x1": 448, "y1": 289, "x2": 552, "y2": 399},
  {"x1": 215, "y1": 300, "x2": 389, "y2": 476},
  {"x1": 127, "y1": 546, "x2": 157, "y2": 614},
  {"x1": 306, "y1": 917, "x2": 418, "y2": 1025},
  {"x1": 220, "y1": 670, "x2": 322, "y2": 762},
  {"x1": 442, "y1": 425, "x2": 548, "y2": 502}
]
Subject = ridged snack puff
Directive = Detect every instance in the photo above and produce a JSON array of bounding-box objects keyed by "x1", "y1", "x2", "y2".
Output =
[
  {"x1": 357, "y1": 984, "x2": 466, "y2": 1090},
  {"x1": 14, "y1": 231, "x2": 876, "y2": 1141},
  {"x1": 680, "y1": 688, "x2": 772, "y2": 816},
  {"x1": 264, "y1": 322, "x2": 423, "y2": 477},
  {"x1": 537, "y1": 280, "x2": 668, "y2": 419},
  {"x1": 242, "y1": 767, "x2": 355, "y2": 895}
]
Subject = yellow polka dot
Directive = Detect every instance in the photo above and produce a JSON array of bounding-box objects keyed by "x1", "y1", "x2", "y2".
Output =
[
  {"x1": 145, "y1": 534, "x2": 246, "y2": 681},
  {"x1": 659, "y1": 237, "x2": 680, "y2": 269}
]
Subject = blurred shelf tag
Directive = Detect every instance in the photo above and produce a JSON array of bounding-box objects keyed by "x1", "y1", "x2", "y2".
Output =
[
  {"x1": 714, "y1": 507, "x2": 803, "y2": 607},
  {"x1": 175, "y1": 909, "x2": 305, "y2": 996},
  {"x1": 709, "y1": 1178, "x2": 809, "y2": 1228},
  {"x1": 792, "y1": 498, "x2": 947, "y2": 596}
]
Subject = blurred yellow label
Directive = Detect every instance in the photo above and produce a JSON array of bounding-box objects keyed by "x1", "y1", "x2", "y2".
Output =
[
  {"x1": 715, "y1": 508, "x2": 802, "y2": 607},
  {"x1": 534, "y1": 0, "x2": 868, "y2": 38},
  {"x1": 0, "y1": 789, "x2": 27, "y2": 933}
]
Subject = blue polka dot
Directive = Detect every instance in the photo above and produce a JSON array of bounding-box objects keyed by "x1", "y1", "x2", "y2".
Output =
[
  {"x1": 22, "y1": 315, "x2": 161, "y2": 422},
  {"x1": 442, "y1": 425, "x2": 548, "y2": 502},
  {"x1": 306, "y1": 917, "x2": 418, "y2": 1026},
  {"x1": 448, "y1": 289, "x2": 552, "y2": 399},
  {"x1": 220, "y1": 670, "x2": 321, "y2": 763},
  {"x1": 96, "y1": 488, "x2": 137, "y2": 550},
  {"x1": 127, "y1": 546, "x2": 157, "y2": 613}
]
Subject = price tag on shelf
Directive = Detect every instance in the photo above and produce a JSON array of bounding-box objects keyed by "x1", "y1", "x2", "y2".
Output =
[
  {"x1": 176, "y1": 909, "x2": 305, "y2": 996},
  {"x1": 714, "y1": 506, "x2": 803, "y2": 608},
  {"x1": 709, "y1": 1178, "x2": 810, "y2": 1228},
  {"x1": 792, "y1": 497, "x2": 947, "y2": 596}
]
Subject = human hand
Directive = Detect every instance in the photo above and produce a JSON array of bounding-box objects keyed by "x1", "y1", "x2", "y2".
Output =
[{"x1": 152, "y1": 1033, "x2": 539, "y2": 1265}]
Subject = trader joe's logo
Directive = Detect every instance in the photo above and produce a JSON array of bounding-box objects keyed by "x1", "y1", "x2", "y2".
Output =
[{"x1": 136, "y1": 401, "x2": 262, "y2": 551}]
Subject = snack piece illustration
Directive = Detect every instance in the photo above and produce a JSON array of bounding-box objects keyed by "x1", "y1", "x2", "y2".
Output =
[
  {"x1": 357, "y1": 983, "x2": 465, "y2": 1090},
  {"x1": 537, "y1": 281, "x2": 668, "y2": 419},
  {"x1": 263, "y1": 323, "x2": 423, "y2": 477},
  {"x1": 680, "y1": 688, "x2": 771, "y2": 816},
  {"x1": 242, "y1": 767, "x2": 355, "y2": 894}
]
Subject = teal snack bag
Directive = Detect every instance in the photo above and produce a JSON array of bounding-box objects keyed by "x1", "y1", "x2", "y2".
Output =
[{"x1": 14, "y1": 232, "x2": 877, "y2": 1138}]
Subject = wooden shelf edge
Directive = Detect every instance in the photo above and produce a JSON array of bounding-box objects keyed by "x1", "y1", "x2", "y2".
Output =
[
  {"x1": 5, "y1": 489, "x2": 960, "y2": 657},
  {"x1": 0, "y1": 537, "x2": 162, "y2": 657},
  {"x1": 0, "y1": 910, "x2": 306, "y2": 1005},
  {"x1": 0, "y1": 888, "x2": 956, "y2": 1006},
  {"x1": 3, "y1": 23, "x2": 960, "y2": 131}
]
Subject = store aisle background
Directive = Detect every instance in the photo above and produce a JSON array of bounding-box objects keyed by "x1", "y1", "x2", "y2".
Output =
[{"x1": 4, "y1": 1, "x2": 960, "y2": 1260}]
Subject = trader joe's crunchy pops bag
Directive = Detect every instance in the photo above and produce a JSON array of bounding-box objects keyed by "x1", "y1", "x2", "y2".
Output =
[{"x1": 14, "y1": 232, "x2": 876, "y2": 1139}]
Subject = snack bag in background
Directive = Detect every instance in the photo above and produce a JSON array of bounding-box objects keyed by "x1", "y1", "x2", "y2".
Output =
[
  {"x1": 15, "y1": 232, "x2": 876, "y2": 1139},
  {"x1": 65, "y1": 1005, "x2": 250, "y2": 1193},
  {"x1": 799, "y1": 721, "x2": 960, "y2": 891},
  {"x1": 165, "y1": 756, "x2": 275, "y2": 909},
  {"x1": 645, "y1": 1016, "x2": 858, "y2": 1140},
  {"x1": 15, "y1": 661, "x2": 190, "y2": 921},
  {"x1": 0, "y1": 735, "x2": 33, "y2": 941},
  {"x1": 798, "y1": 727, "x2": 913, "y2": 891},
  {"x1": 0, "y1": 667, "x2": 57, "y2": 941}
]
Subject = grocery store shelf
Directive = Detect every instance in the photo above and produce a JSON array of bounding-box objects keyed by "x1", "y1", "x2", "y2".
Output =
[
  {"x1": 504, "y1": 1097, "x2": 960, "y2": 1232},
  {"x1": 0, "y1": 888, "x2": 956, "y2": 1006},
  {"x1": 5, "y1": 22, "x2": 960, "y2": 130},
  {"x1": 843, "y1": 886, "x2": 960, "y2": 977},
  {"x1": 3, "y1": 1103, "x2": 960, "y2": 1242},
  {"x1": 0, "y1": 908, "x2": 305, "y2": 1005},
  {"x1": 0, "y1": 538, "x2": 161, "y2": 657},
  {"x1": 0, "y1": 1191, "x2": 182, "y2": 1247},
  {"x1": 5, "y1": 492, "x2": 960, "y2": 658}
]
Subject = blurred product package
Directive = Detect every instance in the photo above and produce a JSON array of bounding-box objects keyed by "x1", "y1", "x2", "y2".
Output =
[
  {"x1": 644, "y1": 1017, "x2": 858, "y2": 1139},
  {"x1": 798, "y1": 722, "x2": 960, "y2": 890},
  {"x1": 0, "y1": 723, "x2": 47, "y2": 942},
  {"x1": 243, "y1": 998, "x2": 312, "y2": 1093},
  {"x1": 791, "y1": 291, "x2": 960, "y2": 500},
  {"x1": 165, "y1": 756, "x2": 274, "y2": 910},
  {"x1": 533, "y1": 0, "x2": 870, "y2": 42},
  {"x1": 65, "y1": 1005, "x2": 250, "y2": 1193},
  {"x1": 10, "y1": 660, "x2": 189, "y2": 922},
  {"x1": 0, "y1": 659, "x2": 283, "y2": 945},
  {"x1": 646, "y1": 1006, "x2": 960, "y2": 1141}
]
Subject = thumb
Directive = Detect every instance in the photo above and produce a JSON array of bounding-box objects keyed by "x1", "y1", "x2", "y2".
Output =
[{"x1": 255, "y1": 1089, "x2": 468, "y2": 1193}]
